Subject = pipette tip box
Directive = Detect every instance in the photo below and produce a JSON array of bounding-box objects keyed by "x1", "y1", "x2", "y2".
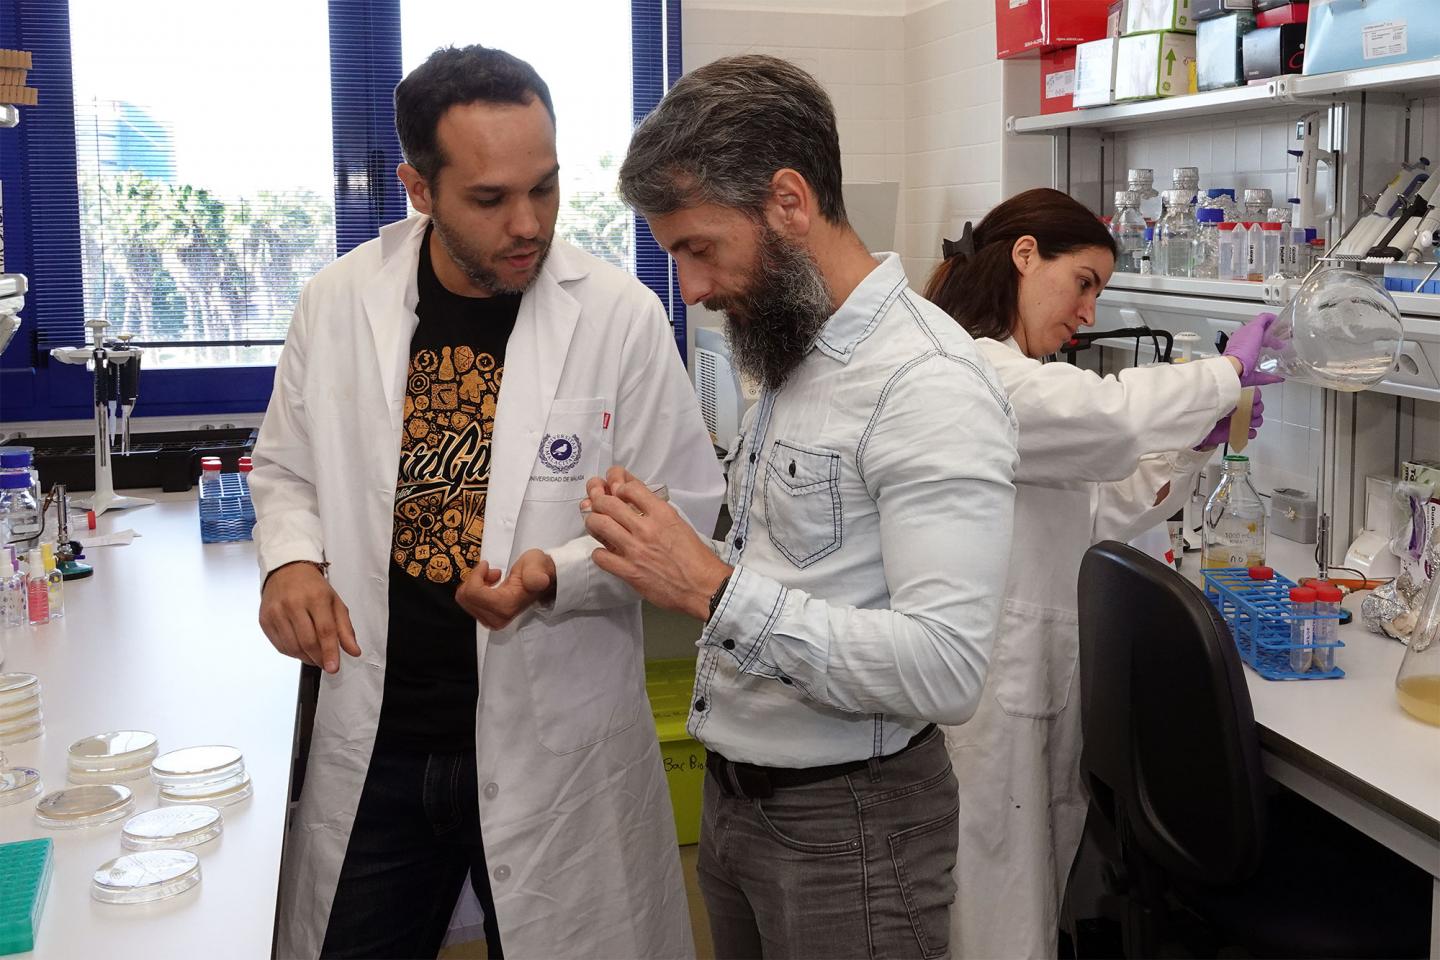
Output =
[{"x1": 0, "y1": 837, "x2": 52, "y2": 955}]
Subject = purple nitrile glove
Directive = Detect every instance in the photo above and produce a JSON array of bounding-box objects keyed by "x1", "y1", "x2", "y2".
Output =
[
  {"x1": 1224, "y1": 312, "x2": 1286, "y2": 387},
  {"x1": 1195, "y1": 387, "x2": 1265, "y2": 451}
]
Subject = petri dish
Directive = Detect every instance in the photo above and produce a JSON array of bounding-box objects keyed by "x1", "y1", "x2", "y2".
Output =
[
  {"x1": 0, "y1": 717, "x2": 43, "y2": 746},
  {"x1": 121, "y1": 805, "x2": 223, "y2": 850},
  {"x1": 69, "y1": 731, "x2": 159, "y2": 775},
  {"x1": 91, "y1": 850, "x2": 201, "y2": 904},
  {"x1": 69, "y1": 761, "x2": 152, "y2": 784},
  {"x1": 0, "y1": 674, "x2": 39, "y2": 708},
  {"x1": 0, "y1": 689, "x2": 40, "y2": 722},
  {"x1": 0, "y1": 766, "x2": 42, "y2": 807},
  {"x1": 150, "y1": 745, "x2": 244, "y2": 789},
  {"x1": 159, "y1": 771, "x2": 252, "y2": 807},
  {"x1": 34, "y1": 784, "x2": 134, "y2": 829},
  {"x1": 0, "y1": 709, "x2": 40, "y2": 734}
]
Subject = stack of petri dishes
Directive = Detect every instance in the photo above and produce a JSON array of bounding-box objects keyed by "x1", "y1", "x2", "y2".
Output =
[
  {"x1": 33, "y1": 783, "x2": 135, "y2": 829},
  {"x1": 0, "y1": 674, "x2": 42, "y2": 745},
  {"x1": 68, "y1": 731, "x2": 159, "y2": 784},
  {"x1": 120, "y1": 805, "x2": 224, "y2": 851},
  {"x1": 91, "y1": 850, "x2": 202, "y2": 904},
  {"x1": 151, "y1": 745, "x2": 251, "y2": 807}
]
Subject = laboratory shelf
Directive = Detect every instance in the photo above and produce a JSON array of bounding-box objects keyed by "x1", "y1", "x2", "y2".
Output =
[{"x1": 1008, "y1": 57, "x2": 1440, "y2": 135}]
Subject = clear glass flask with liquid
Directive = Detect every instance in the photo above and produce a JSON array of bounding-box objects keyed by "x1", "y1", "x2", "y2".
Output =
[
  {"x1": 1203, "y1": 455, "x2": 1268, "y2": 569},
  {"x1": 1192, "y1": 207, "x2": 1224, "y2": 279},
  {"x1": 1255, "y1": 267, "x2": 1406, "y2": 391},
  {"x1": 1396, "y1": 568, "x2": 1440, "y2": 726},
  {"x1": 1111, "y1": 191, "x2": 1148, "y2": 273},
  {"x1": 1128, "y1": 168, "x2": 1163, "y2": 221},
  {"x1": 1155, "y1": 190, "x2": 1197, "y2": 277}
]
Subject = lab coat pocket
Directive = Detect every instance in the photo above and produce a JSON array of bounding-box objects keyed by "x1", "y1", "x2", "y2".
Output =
[
  {"x1": 764, "y1": 441, "x2": 842, "y2": 569},
  {"x1": 525, "y1": 397, "x2": 609, "y2": 502},
  {"x1": 517, "y1": 614, "x2": 640, "y2": 755},
  {"x1": 990, "y1": 598, "x2": 1080, "y2": 720}
]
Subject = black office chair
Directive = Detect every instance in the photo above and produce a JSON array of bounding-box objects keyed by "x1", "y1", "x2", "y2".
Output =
[{"x1": 1076, "y1": 541, "x2": 1430, "y2": 959}]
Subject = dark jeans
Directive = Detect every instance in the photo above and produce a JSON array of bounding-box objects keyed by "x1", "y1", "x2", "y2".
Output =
[
  {"x1": 320, "y1": 744, "x2": 503, "y2": 959},
  {"x1": 697, "y1": 726, "x2": 960, "y2": 960}
]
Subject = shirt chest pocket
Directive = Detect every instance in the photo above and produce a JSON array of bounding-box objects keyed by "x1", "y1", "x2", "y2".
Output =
[
  {"x1": 525, "y1": 397, "x2": 609, "y2": 502},
  {"x1": 764, "y1": 440, "x2": 843, "y2": 569}
]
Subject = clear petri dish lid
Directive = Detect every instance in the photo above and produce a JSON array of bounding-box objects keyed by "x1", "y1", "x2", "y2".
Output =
[
  {"x1": 159, "y1": 771, "x2": 251, "y2": 807},
  {"x1": 0, "y1": 717, "x2": 43, "y2": 746},
  {"x1": 150, "y1": 745, "x2": 244, "y2": 788},
  {"x1": 69, "y1": 760, "x2": 152, "y2": 784},
  {"x1": 69, "y1": 731, "x2": 159, "y2": 773},
  {"x1": 0, "y1": 766, "x2": 42, "y2": 807},
  {"x1": 92, "y1": 850, "x2": 201, "y2": 904},
  {"x1": 0, "y1": 673, "x2": 39, "y2": 708},
  {"x1": 0, "y1": 689, "x2": 40, "y2": 722},
  {"x1": 34, "y1": 783, "x2": 135, "y2": 829},
  {"x1": 121, "y1": 805, "x2": 223, "y2": 850}
]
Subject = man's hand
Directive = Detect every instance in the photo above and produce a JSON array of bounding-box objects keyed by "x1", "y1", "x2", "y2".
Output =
[
  {"x1": 455, "y1": 548, "x2": 557, "y2": 631},
  {"x1": 259, "y1": 562, "x2": 362, "y2": 674},
  {"x1": 583, "y1": 473, "x2": 731, "y2": 621}
]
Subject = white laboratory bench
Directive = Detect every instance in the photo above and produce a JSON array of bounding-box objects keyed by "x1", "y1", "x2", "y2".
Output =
[
  {"x1": 1183, "y1": 534, "x2": 1440, "y2": 956},
  {"x1": 0, "y1": 493, "x2": 297, "y2": 958}
]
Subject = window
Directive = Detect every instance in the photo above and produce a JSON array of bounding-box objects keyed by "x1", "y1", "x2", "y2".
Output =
[{"x1": 0, "y1": 0, "x2": 681, "y2": 422}]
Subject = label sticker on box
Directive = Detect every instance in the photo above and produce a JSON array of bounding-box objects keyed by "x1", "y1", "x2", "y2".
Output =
[
  {"x1": 1362, "y1": 20, "x2": 1408, "y2": 60},
  {"x1": 1045, "y1": 69, "x2": 1076, "y2": 98},
  {"x1": 1009, "y1": 0, "x2": 1028, "y2": 7}
]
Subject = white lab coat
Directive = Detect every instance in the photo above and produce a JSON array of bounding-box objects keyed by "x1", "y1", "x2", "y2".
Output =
[
  {"x1": 251, "y1": 215, "x2": 724, "y2": 960},
  {"x1": 946, "y1": 340, "x2": 1240, "y2": 960}
]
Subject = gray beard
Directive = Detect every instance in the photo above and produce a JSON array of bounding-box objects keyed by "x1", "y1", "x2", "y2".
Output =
[
  {"x1": 707, "y1": 227, "x2": 833, "y2": 392},
  {"x1": 432, "y1": 213, "x2": 550, "y2": 295}
]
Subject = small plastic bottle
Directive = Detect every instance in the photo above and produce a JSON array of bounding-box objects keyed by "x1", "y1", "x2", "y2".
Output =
[
  {"x1": 24, "y1": 549, "x2": 49, "y2": 626},
  {"x1": 199, "y1": 459, "x2": 223, "y2": 501},
  {"x1": 1245, "y1": 221, "x2": 1266, "y2": 281},
  {"x1": 1313, "y1": 583, "x2": 1343, "y2": 672},
  {"x1": 1217, "y1": 222, "x2": 1245, "y2": 280},
  {"x1": 39, "y1": 542, "x2": 63, "y2": 621},
  {"x1": 1259, "y1": 222, "x2": 1284, "y2": 280},
  {"x1": 1, "y1": 547, "x2": 26, "y2": 628},
  {"x1": 238, "y1": 456, "x2": 254, "y2": 496},
  {"x1": 1289, "y1": 586, "x2": 1317, "y2": 673}
]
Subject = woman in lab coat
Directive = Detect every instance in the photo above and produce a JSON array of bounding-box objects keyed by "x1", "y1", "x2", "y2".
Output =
[{"x1": 923, "y1": 188, "x2": 1279, "y2": 960}]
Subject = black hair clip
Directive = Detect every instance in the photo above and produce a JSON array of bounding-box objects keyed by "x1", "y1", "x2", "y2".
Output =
[{"x1": 941, "y1": 221, "x2": 976, "y2": 261}]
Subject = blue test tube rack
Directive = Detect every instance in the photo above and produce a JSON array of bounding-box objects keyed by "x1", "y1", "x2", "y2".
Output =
[
  {"x1": 198, "y1": 472, "x2": 256, "y2": 543},
  {"x1": 1202, "y1": 567, "x2": 1345, "y2": 681}
]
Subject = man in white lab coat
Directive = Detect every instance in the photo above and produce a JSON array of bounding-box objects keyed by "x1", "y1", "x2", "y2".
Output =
[{"x1": 252, "y1": 45, "x2": 722, "y2": 959}]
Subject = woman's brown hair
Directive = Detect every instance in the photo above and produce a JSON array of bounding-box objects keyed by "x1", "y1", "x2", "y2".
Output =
[{"x1": 923, "y1": 188, "x2": 1117, "y2": 342}]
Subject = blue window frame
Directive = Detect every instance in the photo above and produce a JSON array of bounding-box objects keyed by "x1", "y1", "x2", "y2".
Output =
[{"x1": 0, "y1": 0, "x2": 682, "y2": 423}]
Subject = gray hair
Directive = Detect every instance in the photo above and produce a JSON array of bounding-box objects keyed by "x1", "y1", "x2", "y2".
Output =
[{"x1": 619, "y1": 55, "x2": 848, "y2": 224}]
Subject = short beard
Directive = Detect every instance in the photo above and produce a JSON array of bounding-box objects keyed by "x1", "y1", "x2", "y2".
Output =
[
  {"x1": 706, "y1": 226, "x2": 833, "y2": 392},
  {"x1": 431, "y1": 208, "x2": 551, "y2": 295}
]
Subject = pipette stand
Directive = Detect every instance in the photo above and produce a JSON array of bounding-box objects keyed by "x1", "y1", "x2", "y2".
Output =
[{"x1": 49, "y1": 319, "x2": 152, "y2": 517}]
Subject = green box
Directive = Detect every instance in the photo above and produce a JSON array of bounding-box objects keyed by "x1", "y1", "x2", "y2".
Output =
[
  {"x1": 1115, "y1": 30, "x2": 1197, "y2": 100},
  {"x1": 1126, "y1": 0, "x2": 1195, "y2": 33},
  {"x1": 0, "y1": 838, "x2": 52, "y2": 956},
  {"x1": 646, "y1": 659, "x2": 705, "y2": 846}
]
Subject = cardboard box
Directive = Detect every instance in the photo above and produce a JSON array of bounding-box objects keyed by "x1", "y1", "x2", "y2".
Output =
[
  {"x1": 1040, "y1": 46, "x2": 1079, "y2": 113},
  {"x1": 1243, "y1": 22, "x2": 1306, "y2": 80},
  {"x1": 1303, "y1": 0, "x2": 1440, "y2": 76},
  {"x1": 1257, "y1": 2, "x2": 1308, "y2": 26},
  {"x1": 1197, "y1": 12, "x2": 1256, "y2": 89},
  {"x1": 1194, "y1": 0, "x2": 1253, "y2": 19},
  {"x1": 1074, "y1": 36, "x2": 1121, "y2": 106},
  {"x1": 1115, "y1": 30, "x2": 1197, "y2": 99},
  {"x1": 1126, "y1": 0, "x2": 1196, "y2": 33},
  {"x1": 996, "y1": 0, "x2": 1112, "y2": 59}
]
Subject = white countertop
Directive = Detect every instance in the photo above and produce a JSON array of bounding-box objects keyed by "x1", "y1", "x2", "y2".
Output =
[
  {"x1": 0, "y1": 493, "x2": 297, "y2": 957},
  {"x1": 1183, "y1": 534, "x2": 1440, "y2": 835}
]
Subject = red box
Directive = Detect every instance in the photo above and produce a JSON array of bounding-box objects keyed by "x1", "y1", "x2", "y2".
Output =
[
  {"x1": 1040, "y1": 47, "x2": 1078, "y2": 114},
  {"x1": 1257, "y1": 2, "x2": 1309, "y2": 27},
  {"x1": 996, "y1": 0, "x2": 1111, "y2": 59}
]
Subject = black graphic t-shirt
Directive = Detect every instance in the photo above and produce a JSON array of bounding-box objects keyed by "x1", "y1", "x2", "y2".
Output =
[{"x1": 377, "y1": 227, "x2": 520, "y2": 752}]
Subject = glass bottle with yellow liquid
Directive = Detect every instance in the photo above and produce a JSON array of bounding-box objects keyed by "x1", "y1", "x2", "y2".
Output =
[
  {"x1": 1395, "y1": 570, "x2": 1440, "y2": 726},
  {"x1": 1203, "y1": 455, "x2": 1267, "y2": 569}
]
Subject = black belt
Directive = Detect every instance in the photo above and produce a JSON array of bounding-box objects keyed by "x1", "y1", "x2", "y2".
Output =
[{"x1": 706, "y1": 724, "x2": 937, "y2": 800}]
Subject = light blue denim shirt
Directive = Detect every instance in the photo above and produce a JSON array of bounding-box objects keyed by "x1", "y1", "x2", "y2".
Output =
[{"x1": 692, "y1": 253, "x2": 1019, "y2": 767}]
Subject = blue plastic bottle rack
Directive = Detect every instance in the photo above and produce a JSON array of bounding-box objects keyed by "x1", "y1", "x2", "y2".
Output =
[
  {"x1": 198, "y1": 472, "x2": 256, "y2": 543},
  {"x1": 1202, "y1": 567, "x2": 1344, "y2": 680}
]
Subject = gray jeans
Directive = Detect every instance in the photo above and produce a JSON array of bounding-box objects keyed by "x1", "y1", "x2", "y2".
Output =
[{"x1": 697, "y1": 725, "x2": 959, "y2": 960}]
